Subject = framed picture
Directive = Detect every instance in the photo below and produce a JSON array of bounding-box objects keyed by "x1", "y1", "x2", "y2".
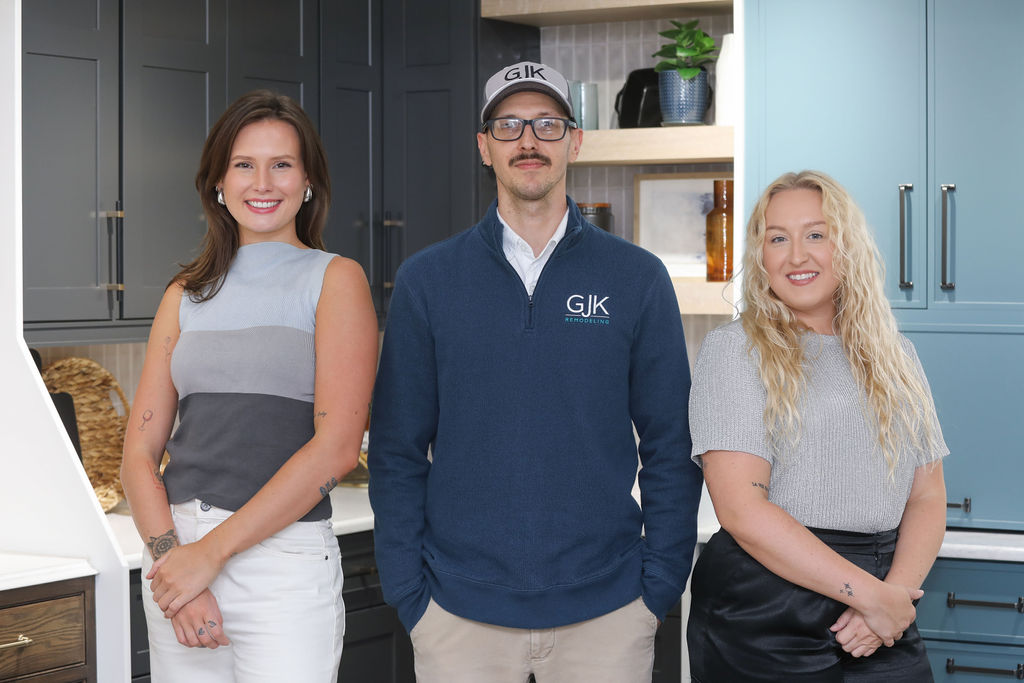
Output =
[{"x1": 633, "y1": 171, "x2": 733, "y2": 277}]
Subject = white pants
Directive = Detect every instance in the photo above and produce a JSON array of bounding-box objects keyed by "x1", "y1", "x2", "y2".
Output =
[
  {"x1": 409, "y1": 597, "x2": 659, "y2": 683},
  {"x1": 141, "y1": 499, "x2": 345, "y2": 683}
]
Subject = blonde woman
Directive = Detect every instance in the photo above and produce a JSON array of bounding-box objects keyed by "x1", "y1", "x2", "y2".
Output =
[{"x1": 686, "y1": 170, "x2": 947, "y2": 681}]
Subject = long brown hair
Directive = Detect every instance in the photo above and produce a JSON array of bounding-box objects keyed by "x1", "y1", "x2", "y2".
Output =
[
  {"x1": 175, "y1": 90, "x2": 331, "y2": 300},
  {"x1": 740, "y1": 170, "x2": 942, "y2": 475}
]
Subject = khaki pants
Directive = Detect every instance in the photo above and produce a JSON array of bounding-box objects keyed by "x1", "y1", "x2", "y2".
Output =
[{"x1": 409, "y1": 597, "x2": 659, "y2": 683}]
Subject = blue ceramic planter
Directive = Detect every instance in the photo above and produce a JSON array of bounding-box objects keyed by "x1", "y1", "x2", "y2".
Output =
[{"x1": 658, "y1": 69, "x2": 709, "y2": 124}]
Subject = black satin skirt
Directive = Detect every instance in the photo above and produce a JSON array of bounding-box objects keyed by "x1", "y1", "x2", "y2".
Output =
[{"x1": 687, "y1": 527, "x2": 933, "y2": 682}]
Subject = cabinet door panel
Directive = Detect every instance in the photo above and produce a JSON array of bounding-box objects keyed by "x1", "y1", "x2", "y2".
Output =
[
  {"x1": 381, "y1": 0, "x2": 477, "y2": 317},
  {"x1": 320, "y1": 0, "x2": 382, "y2": 312},
  {"x1": 22, "y1": 0, "x2": 119, "y2": 322},
  {"x1": 227, "y1": 0, "x2": 319, "y2": 114},
  {"x1": 745, "y1": 0, "x2": 927, "y2": 308},
  {"x1": 929, "y1": 0, "x2": 1024, "y2": 320},
  {"x1": 906, "y1": 330, "x2": 1024, "y2": 529},
  {"x1": 121, "y1": 1, "x2": 227, "y2": 319}
]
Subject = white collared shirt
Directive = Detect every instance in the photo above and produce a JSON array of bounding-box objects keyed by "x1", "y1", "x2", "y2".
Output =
[{"x1": 498, "y1": 208, "x2": 569, "y2": 296}]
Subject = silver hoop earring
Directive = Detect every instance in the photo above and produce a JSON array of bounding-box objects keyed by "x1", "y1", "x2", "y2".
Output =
[
  {"x1": 216, "y1": 189, "x2": 225, "y2": 205},
  {"x1": 303, "y1": 185, "x2": 313, "y2": 203}
]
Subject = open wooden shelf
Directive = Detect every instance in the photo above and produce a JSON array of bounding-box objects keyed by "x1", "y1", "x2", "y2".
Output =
[
  {"x1": 573, "y1": 126, "x2": 733, "y2": 166},
  {"x1": 672, "y1": 276, "x2": 735, "y2": 315},
  {"x1": 481, "y1": 0, "x2": 732, "y2": 26}
]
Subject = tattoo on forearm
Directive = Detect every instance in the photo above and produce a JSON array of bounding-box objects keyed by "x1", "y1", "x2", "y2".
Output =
[
  {"x1": 841, "y1": 582, "x2": 855, "y2": 597},
  {"x1": 152, "y1": 466, "x2": 165, "y2": 489},
  {"x1": 319, "y1": 477, "x2": 339, "y2": 497},
  {"x1": 147, "y1": 529, "x2": 179, "y2": 559},
  {"x1": 314, "y1": 410, "x2": 327, "y2": 421},
  {"x1": 751, "y1": 481, "x2": 769, "y2": 493},
  {"x1": 138, "y1": 409, "x2": 154, "y2": 431}
]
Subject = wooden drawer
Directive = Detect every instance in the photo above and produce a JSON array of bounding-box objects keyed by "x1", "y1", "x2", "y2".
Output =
[
  {"x1": 918, "y1": 558, "x2": 1024, "y2": 646},
  {"x1": 925, "y1": 639, "x2": 1024, "y2": 682},
  {"x1": 0, "y1": 575, "x2": 95, "y2": 682}
]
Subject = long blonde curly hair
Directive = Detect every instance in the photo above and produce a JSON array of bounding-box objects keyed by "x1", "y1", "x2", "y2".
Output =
[{"x1": 740, "y1": 170, "x2": 941, "y2": 474}]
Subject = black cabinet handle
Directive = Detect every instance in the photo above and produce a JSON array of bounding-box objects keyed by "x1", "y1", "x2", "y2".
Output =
[
  {"x1": 947, "y1": 497, "x2": 971, "y2": 513},
  {"x1": 947, "y1": 592, "x2": 1024, "y2": 613},
  {"x1": 946, "y1": 658, "x2": 1024, "y2": 678},
  {"x1": 898, "y1": 183, "x2": 913, "y2": 288}
]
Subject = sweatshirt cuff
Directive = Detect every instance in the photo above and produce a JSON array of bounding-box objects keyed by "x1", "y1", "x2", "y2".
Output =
[
  {"x1": 641, "y1": 570, "x2": 683, "y2": 622},
  {"x1": 393, "y1": 580, "x2": 432, "y2": 633}
]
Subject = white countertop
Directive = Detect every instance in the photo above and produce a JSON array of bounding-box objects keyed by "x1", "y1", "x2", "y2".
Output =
[
  {"x1": 104, "y1": 483, "x2": 1024, "y2": 569},
  {"x1": 0, "y1": 552, "x2": 96, "y2": 592},
  {"x1": 696, "y1": 520, "x2": 1024, "y2": 562},
  {"x1": 108, "y1": 485, "x2": 374, "y2": 570}
]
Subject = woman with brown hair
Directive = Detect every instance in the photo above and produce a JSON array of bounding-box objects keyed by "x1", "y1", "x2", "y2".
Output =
[
  {"x1": 121, "y1": 90, "x2": 377, "y2": 681},
  {"x1": 687, "y1": 170, "x2": 947, "y2": 681}
]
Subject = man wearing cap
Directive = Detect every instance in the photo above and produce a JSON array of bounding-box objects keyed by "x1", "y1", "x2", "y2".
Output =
[{"x1": 368, "y1": 61, "x2": 702, "y2": 682}]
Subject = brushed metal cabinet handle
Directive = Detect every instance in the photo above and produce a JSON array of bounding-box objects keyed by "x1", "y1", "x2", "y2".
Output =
[
  {"x1": 940, "y1": 184, "x2": 956, "y2": 290},
  {"x1": 898, "y1": 184, "x2": 913, "y2": 288},
  {"x1": 0, "y1": 634, "x2": 33, "y2": 651}
]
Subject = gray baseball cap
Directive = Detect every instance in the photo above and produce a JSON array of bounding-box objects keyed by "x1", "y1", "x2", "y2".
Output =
[{"x1": 480, "y1": 61, "x2": 575, "y2": 125}]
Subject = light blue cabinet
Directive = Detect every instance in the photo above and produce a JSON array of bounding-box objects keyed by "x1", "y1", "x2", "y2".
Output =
[
  {"x1": 745, "y1": 4, "x2": 1024, "y2": 675},
  {"x1": 744, "y1": 0, "x2": 1024, "y2": 528},
  {"x1": 920, "y1": 558, "x2": 1024, "y2": 681}
]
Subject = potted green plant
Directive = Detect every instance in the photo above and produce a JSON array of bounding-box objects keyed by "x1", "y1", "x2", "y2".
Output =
[{"x1": 652, "y1": 19, "x2": 718, "y2": 124}]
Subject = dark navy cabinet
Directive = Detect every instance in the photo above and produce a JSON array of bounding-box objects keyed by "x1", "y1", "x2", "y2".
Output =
[
  {"x1": 320, "y1": 0, "x2": 479, "y2": 324},
  {"x1": 23, "y1": 0, "x2": 319, "y2": 342}
]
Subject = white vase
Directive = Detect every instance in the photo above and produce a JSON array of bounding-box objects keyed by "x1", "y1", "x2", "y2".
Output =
[{"x1": 714, "y1": 33, "x2": 738, "y2": 126}]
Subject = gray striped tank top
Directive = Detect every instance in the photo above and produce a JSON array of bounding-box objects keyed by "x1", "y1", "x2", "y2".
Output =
[{"x1": 163, "y1": 241, "x2": 337, "y2": 521}]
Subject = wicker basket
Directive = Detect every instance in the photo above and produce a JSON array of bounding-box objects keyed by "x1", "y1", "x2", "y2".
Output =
[{"x1": 41, "y1": 357, "x2": 130, "y2": 512}]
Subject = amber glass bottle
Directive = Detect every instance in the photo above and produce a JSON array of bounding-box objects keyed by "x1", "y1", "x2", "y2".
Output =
[{"x1": 705, "y1": 179, "x2": 734, "y2": 282}]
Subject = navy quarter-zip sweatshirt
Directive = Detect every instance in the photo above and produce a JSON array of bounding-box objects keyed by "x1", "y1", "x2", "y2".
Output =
[{"x1": 368, "y1": 198, "x2": 703, "y2": 631}]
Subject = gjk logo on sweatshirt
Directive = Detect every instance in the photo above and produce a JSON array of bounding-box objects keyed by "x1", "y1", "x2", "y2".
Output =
[{"x1": 564, "y1": 294, "x2": 610, "y2": 325}]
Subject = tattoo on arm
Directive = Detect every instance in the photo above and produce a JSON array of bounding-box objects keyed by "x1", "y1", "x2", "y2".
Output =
[
  {"x1": 751, "y1": 481, "x2": 769, "y2": 494},
  {"x1": 319, "y1": 477, "x2": 339, "y2": 497},
  {"x1": 146, "y1": 529, "x2": 179, "y2": 559},
  {"x1": 314, "y1": 410, "x2": 327, "y2": 421},
  {"x1": 138, "y1": 409, "x2": 154, "y2": 431},
  {"x1": 163, "y1": 336, "x2": 173, "y2": 361},
  {"x1": 841, "y1": 582, "x2": 855, "y2": 597},
  {"x1": 152, "y1": 466, "x2": 165, "y2": 489}
]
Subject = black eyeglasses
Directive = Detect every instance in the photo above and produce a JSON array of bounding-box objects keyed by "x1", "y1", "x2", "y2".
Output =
[{"x1": 484, "y1": 117, "x2": 577, "y2": 142}]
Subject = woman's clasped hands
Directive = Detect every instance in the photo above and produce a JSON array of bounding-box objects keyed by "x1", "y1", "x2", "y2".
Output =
[
  {"x1": 147, "y1": 538, "x2": 227, "y2": 619},
  {"x1": 830, "y1": 582, "x2": 924, "y2": 657}
]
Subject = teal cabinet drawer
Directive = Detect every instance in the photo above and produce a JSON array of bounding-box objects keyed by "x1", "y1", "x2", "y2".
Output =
[
  {"x1": 926, "y1": 640, "x2": 1024, "y2": 682},
  {"x1": 918, "y1": 559, "x2": 1024, "y2": 645}
]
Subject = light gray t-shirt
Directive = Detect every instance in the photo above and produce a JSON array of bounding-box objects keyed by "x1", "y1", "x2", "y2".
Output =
[{"x1": 689, "y1": 320, "x2": 948, "y2": 533}]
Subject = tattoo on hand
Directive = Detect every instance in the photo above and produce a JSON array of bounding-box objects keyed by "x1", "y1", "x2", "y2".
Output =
[
  {"x1": 751, "y1": 481, "x2": 769, "y2": 493},
  {"x1": 138, "y1": 409, "x2": 154, "y2": 431},
  {"x1": 841, "y1": 582, "x2": 855, "y2": 597},
  {"x1": 319, "y1": 477, "x2": 339, "y2": 497},
  {"x1": 198, "y1": 627, "x2": 205, "y2": 636},
  {"x1": 147, "y1": 529, "x2": 179, "y2": 559},
  {"x1": 208, "y1": 620, "x2": 217, "y2": 629}
]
